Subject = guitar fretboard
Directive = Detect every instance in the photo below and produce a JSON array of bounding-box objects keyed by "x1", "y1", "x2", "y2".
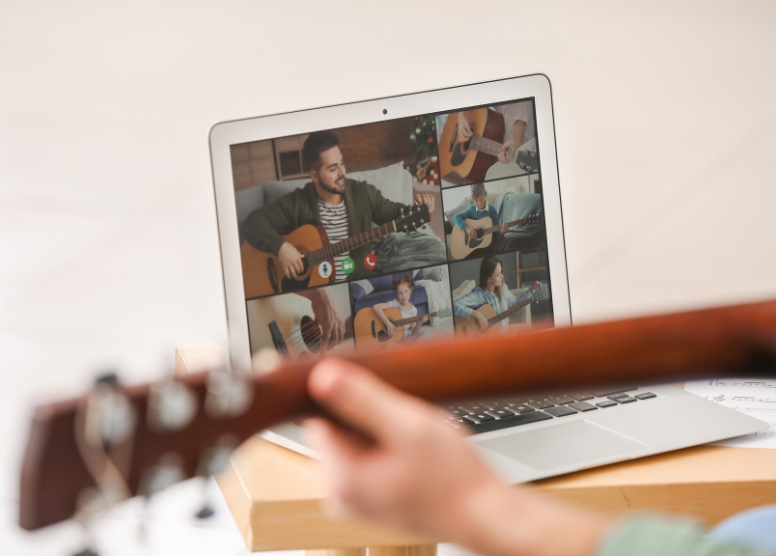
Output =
[
  {"x1": 480, "y1": 217, "x2": 532, "y2": 235},
  {"x1": 306, "y1": 221, "x2": 397, "y2": 266},
  {"x1": 469, "y1": 134, "x2": 518, "y2": 163},
  {"x1": 392, "y1": 311, "x2": 440, "y2": 327},
  {"x1": 487, "y1": 289, "x2": 539, "y2": 326}
]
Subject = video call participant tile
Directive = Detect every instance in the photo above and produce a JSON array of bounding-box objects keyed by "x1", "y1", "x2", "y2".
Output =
[
  {"x1": 245, "y1": 284, "x2": 353, "y2": 360},
  {"x1": 448, "y1": 252, "x2": 552, "y2": 337},
  {"x1": 441, "y1": 178, "x2": 547, "y2": 262},
  {"x1": 436, "y1": 99, "x2": 539, "y2": 189},
  {"x1": 349, "y1": 265, "x2": 455, "y2": 351}
]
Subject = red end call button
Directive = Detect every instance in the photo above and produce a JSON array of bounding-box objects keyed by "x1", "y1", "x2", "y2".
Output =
[{"x1": 364, "y1": 254, "x2": 377, "y2": 270}]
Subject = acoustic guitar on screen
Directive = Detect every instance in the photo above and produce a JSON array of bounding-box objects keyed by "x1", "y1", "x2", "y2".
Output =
[
  {"x1": 455, "y1": 282, "x2": 544, "y2": 336},
  {"x1": 450, "y1": 213, "x2": 542, "y2": 260},
  {"x1": 439, "y1": 108, "x2": 539, "y2": 184},
  {"x1": 354, "y1": 306, "x2": 453, "y2": 349},
  {"x1": 240, "y1": 203, "x2": 431, "y2": 299}
]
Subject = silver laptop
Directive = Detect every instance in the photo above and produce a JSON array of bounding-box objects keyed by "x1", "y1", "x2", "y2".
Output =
[{"x1": 208, "y1": 74, "x2": 767, "y2": 483}]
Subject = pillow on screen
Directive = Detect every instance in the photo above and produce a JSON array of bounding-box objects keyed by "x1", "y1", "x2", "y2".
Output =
[
  {"x1": 452, "y1": 279, "x2": 476, "y2": 300},
  {"x1": 235, "y1": 185, "x2": 265, "y2": 231},
  {"x1": 262, "y1": 161, "x2": 412, "y2": 207}
]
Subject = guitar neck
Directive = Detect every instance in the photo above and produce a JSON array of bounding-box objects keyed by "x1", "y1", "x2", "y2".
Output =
[
  {"x1": 481, "y1": 217, "x2": 530, "y2": 235},
  {"x1": 470, "y1": 134, "x2": 517, "y2": 162},
  {"x1": 18, "y1": 299, "x2": 776, "y2": 531},
  {"x1": 307, "y1": 221, "x2": 397, "y2": 265},
  {"x1": 393, "y1": 311, "x2": 438, "y2": 327},
  {"x1": 486, "y1": 292, "x2": 535, "y2": 326}
]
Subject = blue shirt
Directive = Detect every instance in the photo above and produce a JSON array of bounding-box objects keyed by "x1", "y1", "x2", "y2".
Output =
[
  {"x1": 453, "y1": 286, "x2": 533, "y2": 328},
  {"x1": 453, "y1": 203, "x2": 499, "y2": 231}
]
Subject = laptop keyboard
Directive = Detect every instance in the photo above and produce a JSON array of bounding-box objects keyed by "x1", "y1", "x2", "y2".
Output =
[{"x1": 443, "y1": 387, "x2": 658, "y2": 434}]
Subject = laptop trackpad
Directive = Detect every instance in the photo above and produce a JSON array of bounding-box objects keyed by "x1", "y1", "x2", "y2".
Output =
[{"x1": 476, "y1": 420, "x2": 648, "y2": 470}]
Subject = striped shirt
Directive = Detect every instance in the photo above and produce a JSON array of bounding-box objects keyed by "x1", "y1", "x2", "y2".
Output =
[{"x1": 318, "y1": 199, "x2": 350, "y2": 282}]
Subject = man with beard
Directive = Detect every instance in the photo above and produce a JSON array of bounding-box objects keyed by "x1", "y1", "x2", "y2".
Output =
[{"x1": 242, "y1": 130, "x2": 435, "y2": 283}]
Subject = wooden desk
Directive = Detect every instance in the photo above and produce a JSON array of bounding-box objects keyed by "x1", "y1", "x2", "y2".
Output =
[{"x1": 176, "y1": 343, "x2": 776, "y2": 554}]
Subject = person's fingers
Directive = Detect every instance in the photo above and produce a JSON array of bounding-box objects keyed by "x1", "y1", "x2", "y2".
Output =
[
  {"x1": 309, "y1": 358, "x2": 423, "y2": 443},
  {"x1": 305, "y1": 417, "x2": 371, "y2": 463},
  {"x1": 318, "y1": 321, "x2": 331, "y2": 354},
  {"x1": 335, "y1": 318, "x2": 345, "y2": 346}
]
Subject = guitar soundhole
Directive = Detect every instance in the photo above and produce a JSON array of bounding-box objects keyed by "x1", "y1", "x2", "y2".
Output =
[
  {"x1": 300, "y1": 315, "x2": 322, "y2": 354},
  {"x1": 280, "y1": 250, "x2": 312, "y2": 292},
  {"x1": 475, "y1": 228, "x2": 484, "y2": 239},
  {"x1": 376, "y1": 321, "x2": 393, "y2": 343}
]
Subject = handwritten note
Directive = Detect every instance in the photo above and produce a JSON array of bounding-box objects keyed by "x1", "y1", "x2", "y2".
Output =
[{"x1": 684, "y1": 379, "x2": 776, "y2": 449}]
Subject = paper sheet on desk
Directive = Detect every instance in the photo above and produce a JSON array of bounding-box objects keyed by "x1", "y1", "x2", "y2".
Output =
[{"x1": 685, "y1": 379, "x2": 776, "y2": 449}]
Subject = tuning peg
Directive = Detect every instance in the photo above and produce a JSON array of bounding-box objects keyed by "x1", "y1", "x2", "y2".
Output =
[
  {"x1": 419, "y1": 219, "x2": 424, "y2": 224},
  {"x1": 84, "y1": 372, "x2": 136, "y2": 448},
  {"x1": 403, "y1": 224, "x2": 408, "y2": 230},
  {"x1": 400, "y1": 207, "x2": 405, "y2": 216},
  {"x1": 205, "y1": 369, "x2": 253, "y2": 419},
  {"x1": 146, "y1": 378, "x2": 197, "y2": 433}
]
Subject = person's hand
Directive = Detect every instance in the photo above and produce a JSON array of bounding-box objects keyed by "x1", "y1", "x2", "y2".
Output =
[
  {"x1": 456, "y1": 112, "x2": 473, "y2": 143},
  {"x1": 473, "y1": 310, "x2": 489, "y2": 332},
  {"x1": 299, "y1": 288, "x2": 345, "y2": 353},
  {"x1": 465, "y1": 225, "x2": 478, "y2": 240},
  {"x1": 385, "y1": 321, "x2": 396, "y2": 338},
  {"x1": 305, "y1": 359, "x2": 503, "y2": 539},
  {"x1": 498, "y1": 140, "x2": 515, "y2": 164},
  {"x1": 278, "y1": 241, "x2": 304, "y2": 278},
  {"x1": 420, "y1": 314, "x2": 429, "y2": 324},
  {"x1": 305, "y1": 360, "x2": 612, "y2": 556},
  {"x1": 413, "y1": 193, "x2": 435, "y2": 214}
]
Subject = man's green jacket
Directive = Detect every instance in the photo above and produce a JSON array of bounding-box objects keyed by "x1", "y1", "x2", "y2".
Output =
[{"x1": 241, "y1": 179, "x2": 408, "y2": 280}]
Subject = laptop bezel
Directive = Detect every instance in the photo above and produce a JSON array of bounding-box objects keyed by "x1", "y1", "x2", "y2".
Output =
[{"x1": 209, "y1": 73, "x2": 571, "y2": 372}]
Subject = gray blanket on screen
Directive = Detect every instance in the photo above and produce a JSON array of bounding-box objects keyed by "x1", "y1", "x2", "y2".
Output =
[{"x1": 373, "y1": 231, "x2": 447, "y2": 273}]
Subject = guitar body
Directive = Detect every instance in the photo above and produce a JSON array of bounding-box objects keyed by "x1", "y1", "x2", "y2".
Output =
[
  {"x1": 248, "y1": 294, "x2": 322, "y2": 360},
  {"x1": 439, "y1": 108, "x2": 505, "y2": 184},
  {"x1": 454, "y1": 304, "x2": 502, "y2": 337},
  {"x1": 450, "y1": 217, "x2": 494, "y2": 260},
  {"x1": 240, "y1": 224, "x2": 334, "y2": 299},
  {"x1": 353, "y1": 307, "x2": 406, "y2": 349}
]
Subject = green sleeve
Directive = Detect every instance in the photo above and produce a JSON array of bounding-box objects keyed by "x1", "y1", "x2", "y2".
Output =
[
  {"x1": 363, "y1": 181, "x2": 408, "y2": 225},
  {"x1": 599, "y1": 515, "x2": 776, "y2": 556},
  {"x1": 241, "y1": 192, "x2": 299, "y2": 257}
]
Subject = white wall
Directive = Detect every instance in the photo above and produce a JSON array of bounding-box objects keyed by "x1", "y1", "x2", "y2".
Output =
[{"x1": 2, "y1": 1, "x2": 776, "y2": 554}]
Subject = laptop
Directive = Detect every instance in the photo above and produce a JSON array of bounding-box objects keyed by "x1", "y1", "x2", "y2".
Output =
[{"x1": 208, "y1": 74, "x2": 767, "y2": 483}]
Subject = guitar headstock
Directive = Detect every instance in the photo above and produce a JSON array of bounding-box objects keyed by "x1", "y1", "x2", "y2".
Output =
[
  {"x1": 395, "y1": 202, "x2": 431, "y2": 234},
  {"x1": 18, "y1": 367, "x2": 315, "y2": 532},
  {"x1": 529, "y1": 281, "x2": 545, "y2": 302},
  {"x1": 524, "y1": 213, "x2": 541, "y2": 226},
  {"x1": 516, "y1": 149, "x2": 539, "y2": 174},
  {"x1": 436, "y1": 307, "x2": 453, "y2": 320}
]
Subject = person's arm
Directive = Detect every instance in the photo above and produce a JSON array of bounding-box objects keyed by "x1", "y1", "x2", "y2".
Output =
[
  {"x1": 453, "y1": 290, "x2": 489, "y2": 331},
  {"x1": 408, "y1": 314, "x2": 427, "y2": 336},
  {"x1": 453, "y1": 205, "x2": 475, "y2": 230},
  {"x1": 243, "y1": 193, "x2": 305, "y2": 278},
  {"x1": 305, "y1": 359, "x2": 611, "y2": 556},
  {"x1": 506, "y1": 281, "x2": 541, "y2": 308},
  {"x1": 372, "y1": 301, "x2": 396, "y2": 338},
  {"x1": 305, "y1": 361, "x2": 775, "y2": 556},
  {"x1": 297, "y1": 288, "x2": 345, "y2": 353}
]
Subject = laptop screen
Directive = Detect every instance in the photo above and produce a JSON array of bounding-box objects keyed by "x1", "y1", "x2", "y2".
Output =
[{"x1": 229, "y1": 98, "x2": 554, "y2": 359}]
